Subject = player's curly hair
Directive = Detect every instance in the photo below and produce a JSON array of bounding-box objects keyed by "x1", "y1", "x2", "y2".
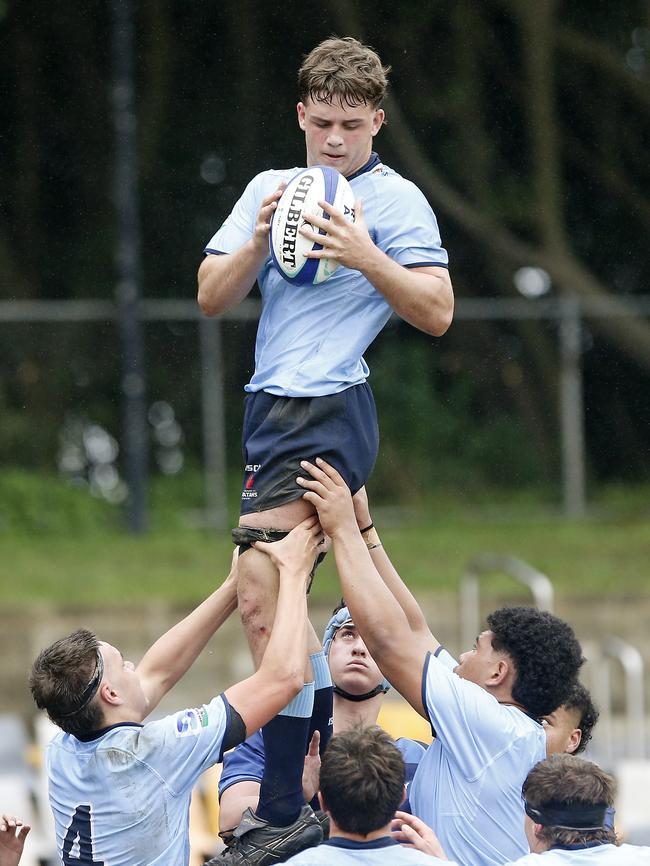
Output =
[
  {"x1": 319, "y1": 725, "x2": 405, "y2": 835},
  {"x1": 564, "y1": 681, "x2": 599, "y2": 754},
  {"x1": 30, "y1": 628, "x2": 105, "y2": 736},
  {"x1": 487, "y1": 607, "x2": 583, "y2": 719},
  {"x1": 298, "y1": 37, "x2": 390, "y2": 109}
]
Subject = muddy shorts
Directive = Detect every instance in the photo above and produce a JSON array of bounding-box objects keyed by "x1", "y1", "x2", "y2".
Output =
[{"x1": 239, "y1": 382, "x2": 379, "y2": 516}]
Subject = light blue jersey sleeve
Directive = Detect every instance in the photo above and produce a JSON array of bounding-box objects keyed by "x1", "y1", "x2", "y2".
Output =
[
  {"x1": 138, "y1": 693, "x2": 231, "y2": 794},
  {"x1": 204, "y1": 174, "x2": 261, "y2": 255},
  {"x1": 204, "y1": 170, "x2": 297, "y2": 256},
  {"x1": 421, "y1": 651, "x2": 538, "y2": 780},
  {"x1": 369, "y1": 174, "x2": 449, "y2": 269}
]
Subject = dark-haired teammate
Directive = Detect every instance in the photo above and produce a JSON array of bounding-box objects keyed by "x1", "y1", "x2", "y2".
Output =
[
  {"x1": 542, "y1": 681, "x2": 598, "y2": 757},
  {"x1": 197, "y1": 36, "x2": 452, "y2": 859},
  {"x1": 216, "y1": 604, "x2": 426, "y2": 849},
  {"x1": 29, "y1": 522, "x2": 321, "y2": 866},
  {"x1": 285, "y1": 726, "x2": 451, "y2": 866},
  {"x1": 298, "y1": 458, "x2": 584, "y2": 866}
]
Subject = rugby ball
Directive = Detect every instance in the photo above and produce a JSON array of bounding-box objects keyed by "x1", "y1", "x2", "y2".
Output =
[{"x1": 269, "y1": 165, "x2": 355, "y2": 286}]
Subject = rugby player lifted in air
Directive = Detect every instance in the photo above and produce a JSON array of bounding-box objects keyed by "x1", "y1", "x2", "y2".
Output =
[{"x1": 197, "y1": 35, "x2": 453, "y2": 862}]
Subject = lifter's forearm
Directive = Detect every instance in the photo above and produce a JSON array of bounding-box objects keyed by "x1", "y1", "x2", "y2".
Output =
[{"x1": 197, "y1": 242, "x2": 267, "y2": 317}]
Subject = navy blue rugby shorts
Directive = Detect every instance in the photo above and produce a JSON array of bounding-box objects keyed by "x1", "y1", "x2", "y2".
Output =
[{"x1": 239, "y1": 382, "x2": 379, "y2": 516}]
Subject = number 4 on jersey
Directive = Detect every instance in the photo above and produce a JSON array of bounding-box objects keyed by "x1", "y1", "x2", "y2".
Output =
[{"x1": 62, "y1": 805, "x2": 104, "y2": 866}]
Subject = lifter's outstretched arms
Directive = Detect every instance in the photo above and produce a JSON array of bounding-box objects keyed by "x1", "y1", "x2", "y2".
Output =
[
  {"x1": 197, "y1": 186, "x2": 284, "y2": 317},
  {"x1": 299, "y1": 459, "x2": 438, "y2": 719},
  {"x1": 224, "y1": 517, "x2": 322, "y2": 734}
]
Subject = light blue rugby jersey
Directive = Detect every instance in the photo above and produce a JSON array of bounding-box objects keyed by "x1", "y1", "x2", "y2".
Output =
[
  {"x1": 204, "y1": 153, "x2": 449, "y2": 398},
  {"x1": 509, "y1": 844, "x2": 650, "y2": 866},
  {"x1": 285, "y1": 835, "x2": 452, "y2": 865},
  {"x1": 46, "y1": 694, "x2": 232, "y2": 866},
  {"x1": 408, "y1": 649, "x2": 547, "y2": 866}
]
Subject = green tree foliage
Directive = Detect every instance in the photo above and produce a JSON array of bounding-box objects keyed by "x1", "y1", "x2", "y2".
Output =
[{"x1": 1, "y1": 0, "x2": 649, "y2": 491}]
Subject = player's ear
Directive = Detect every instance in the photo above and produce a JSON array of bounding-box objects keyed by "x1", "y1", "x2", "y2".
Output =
[
  {"x1": 491, "y1": 658, "x2": 510, "y2": 686},
  {"x1": 371, "y1": 108, "x2": 385, "y2": 136},
  {"x1": 100, "y1": 681, "x2": 121, "y2": 706},
  {"x1": 297, "y1": 102, "x2": 306, "y2": 130},
  {"x1": 567, "y1": 729, "x2": 582, "y2": 754},
  {"x1": 317, "y1": 792, "x2": 327, "y2": 813}
]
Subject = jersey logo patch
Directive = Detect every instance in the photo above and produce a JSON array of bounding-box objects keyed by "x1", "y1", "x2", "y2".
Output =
[{"x1": 175, "y1": 707, "x2": 209, "y2": 738}]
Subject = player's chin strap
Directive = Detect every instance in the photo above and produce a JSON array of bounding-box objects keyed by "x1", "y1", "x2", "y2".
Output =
[{"x1": 333, "y1": 682, "x2": 390, "y2": 702}]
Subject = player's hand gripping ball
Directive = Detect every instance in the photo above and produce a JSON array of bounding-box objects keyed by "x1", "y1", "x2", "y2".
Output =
[{"x1": 269, "y1": 166, "x2": 355, "y2": 286}]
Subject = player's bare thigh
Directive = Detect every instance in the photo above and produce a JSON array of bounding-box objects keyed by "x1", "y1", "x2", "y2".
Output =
[{"x1": 238, "y1": 497, "x2": 316, "y2": 531}]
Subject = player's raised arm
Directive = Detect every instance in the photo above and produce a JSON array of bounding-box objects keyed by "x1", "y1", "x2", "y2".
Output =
[
  {"x1": 135, "y1": 552, "x2": 240, "y2": 712},
  {"x1": 197, "y1": 185, "x2": 284, "y2": 317},
  {"x1": 298, "y1": 458, "x2": 437, "y2": 718},
  {"x1": 224, "y1": 517, "x2": 322, "y2": 734},
  {"x1": 352, "y1": 485, "x2": 432, "y2": 640}
]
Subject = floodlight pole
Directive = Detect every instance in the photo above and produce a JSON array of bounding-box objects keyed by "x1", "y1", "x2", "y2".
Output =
[{"x1": 111, "y1": 0, "x2": 148, "y2": 533}]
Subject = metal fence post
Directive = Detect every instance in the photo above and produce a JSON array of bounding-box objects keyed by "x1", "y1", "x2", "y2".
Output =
[
  {"x1": 199, "y1": 316, "x2": 228, "y2": 529},
  {"x1": 559, "y1": 298, "x2": 586, "y2": 518},
  {"x1": 111, "y1": 0, "x2": 148, "y2": 533},
  {"x1": 460, "y1": 554, "x2": 554, "y2": 653}
]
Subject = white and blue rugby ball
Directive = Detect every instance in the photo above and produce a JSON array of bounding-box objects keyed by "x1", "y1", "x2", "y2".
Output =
[{"x1": 269, "y1": 165, "x2": 355, "y2": 286}]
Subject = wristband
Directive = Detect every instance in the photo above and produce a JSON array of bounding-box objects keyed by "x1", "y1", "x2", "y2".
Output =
[{"x1": 360, "y1": 522, "x2": 382, "y2": 550}]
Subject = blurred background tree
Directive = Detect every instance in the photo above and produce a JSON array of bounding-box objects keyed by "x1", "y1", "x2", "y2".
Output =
[{"x1": 1, "y1": 0, "x2": 649, "y2": 501}]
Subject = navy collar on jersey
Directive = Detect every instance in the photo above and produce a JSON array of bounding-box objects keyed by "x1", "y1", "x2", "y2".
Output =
[
  {"x1": 324, "y1": 836, "x2": 398, "y2": 849},
  {"x1": 346, "y1": 151, "x2": 382, "y2": 182},
  {"x1": 74, "y1": 721, "x2": 144, "y2": 742}
]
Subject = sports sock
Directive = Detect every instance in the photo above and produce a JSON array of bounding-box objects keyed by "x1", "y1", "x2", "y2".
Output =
[
  {"x1": 308, "y1": 650, "x2": 333, "y2": 755},
  {"x1": 256, "y1": 682, "x2": 315, "y2": 827},
  {"x1": 307, "y1": 651, "x2": 333, "y2": 811}
]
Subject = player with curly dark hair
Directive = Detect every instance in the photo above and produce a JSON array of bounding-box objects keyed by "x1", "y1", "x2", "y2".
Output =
[
  {"x1": 543, "y1": 680, "x2": 599, "y2": 757},
  {"x1": 297, "y1": 459, "x2": 584, "y2": 866},
  {"x1": 485, "y1": 607, "x2": 582, "y2": 719}
]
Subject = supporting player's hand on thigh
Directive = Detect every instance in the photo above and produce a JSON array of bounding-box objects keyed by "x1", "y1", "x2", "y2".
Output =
[
  {"x1": 297, "y1": 458, "x2": 357, "y2": 539},
  {"x1": 301, "y1": 198, "x2": 374, "y2": 271},
  {"x1": 391, "y1": 811, "x2": 448, "y2": 860},
  {"x1": 252, "y1": 515, "x2": 323, "y2": 583}
]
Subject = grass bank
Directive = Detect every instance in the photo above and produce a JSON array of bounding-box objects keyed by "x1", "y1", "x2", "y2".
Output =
[{"x1": 1, "y1": 471, "x2": 648, "y2": 605}]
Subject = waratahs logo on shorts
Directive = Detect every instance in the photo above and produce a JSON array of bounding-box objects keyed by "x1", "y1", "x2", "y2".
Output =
[
  {"x1": 242, "y1": 463, "x2": 261, "y2": 499},
  {"x1": 174, "y1": 706, "x2": 209, "y2": 738}
]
